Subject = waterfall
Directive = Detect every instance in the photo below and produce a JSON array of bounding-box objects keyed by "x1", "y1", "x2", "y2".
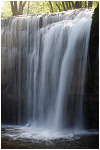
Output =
[{"x1": 1, "y1": 9, "x2": 92, "y2": 130}]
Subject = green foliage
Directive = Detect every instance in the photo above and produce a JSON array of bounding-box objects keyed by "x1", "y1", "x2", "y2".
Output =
[
  {"x1": 1, "y1": 1, "x2": 12, "y2": 18},
  {"x1": 93, "y1": 1, "x2": 99, "y2": 8},
  {"x1": 23, "y1": 1, "x2": 51, "y2": 14},
  {"x1": 1, "y1": 1, "x2": 99, "y2": 18}
]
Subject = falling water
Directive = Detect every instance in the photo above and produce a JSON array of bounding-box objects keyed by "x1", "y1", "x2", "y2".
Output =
[{"x1": 1, "y1": 9, "x2": 92, "y2": 131}]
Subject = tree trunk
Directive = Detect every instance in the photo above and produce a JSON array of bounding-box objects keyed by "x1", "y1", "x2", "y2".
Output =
[
  {"x1": 27, "y1": 1, "x2": 30, "y2": 14},
  {"x1": 65, "y1": 2, "x2": 68, "y2": 10},
  {"x1": 49, "y1": 1, "x2": 53, "y2": 13},
  {"x1": 85, "y1": 1, "x2": 87, "y2": 8},
  {"x1": 19, "y1": 1, "x2": 23, "y2": 15},
  {"x1": 79, "y1": 1, "x2": 82, "y2": 8},
  {"x1": 68, "y1": 1, "x2": 71, "y2": 9},
  {"x1": 56, "y1": 2, "x2": 61, "y2": 12},
  {"x1": 75, "y1": 1, "x2": 80, "y2": 8},
  {"x1": 10, "y1": 1, "x2": 18, "y2": 16},
  {"x1": 71, "y1": 1, "x2": 75, "y2": 9},
  {"x1": 62, "y1": 2, "x2": 66, "y2": 11},
  {"x1": 88, "y1": 1, "x2": 92, "y2": 8},
  {"x1": 10, "y1": 1, "x2": 27, "y2": 16},
  {"x1": 14, "y1": 1, "x2": 18, "y2": 14}
]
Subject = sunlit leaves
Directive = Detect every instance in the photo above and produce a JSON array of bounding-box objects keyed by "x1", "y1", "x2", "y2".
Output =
[{"x1": 1, "y1": 1, "x2": 99, "y2": 18}]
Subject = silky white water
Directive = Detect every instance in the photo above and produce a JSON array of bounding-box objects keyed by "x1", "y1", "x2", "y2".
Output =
[{"x1": 1, "y1": 9, "x2": 92, "y2": 133}]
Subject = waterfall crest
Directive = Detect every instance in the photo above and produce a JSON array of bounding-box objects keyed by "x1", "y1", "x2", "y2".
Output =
[{"x1": 1, "y1": 9, "x2": 92, "y2": 130}]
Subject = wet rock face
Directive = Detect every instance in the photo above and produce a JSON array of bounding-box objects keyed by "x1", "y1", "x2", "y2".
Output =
[
  {"x1": 83, "y1": 95, "x2": 99, "y2": 129},
  {"x1": 84, "y1": 5, "x2": 99, "y2": 129},
  {"x1": 86, "y1": 4, "x2": 99, "y2": 95}
]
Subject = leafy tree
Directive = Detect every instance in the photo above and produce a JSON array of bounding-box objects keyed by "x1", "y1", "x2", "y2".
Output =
[
  {"x1": 10, "y1": 1, "x2": 27, "y2": 16},
  {"x1": 55, "y1": 2, "x2": 61, "y2": 12},
  {"x1": 48, "y1": 1, "x2": 53, "y2": 13},
  {"x1": 1, "y1": 1, "x2": 12, "y2": 18},
  {"x1": 75, "y1": 1, "x2": 80, "y2": 8},
  {"x1": 1, "y1": 1, "x2": 99, "y2": 18},
  {"x1": 85, "y1": 1, "x2": 88, "y2": 8},
  {"x1": 88, "y1": 1, "x2": 92, "y2": 8},
  {"x1": 71, "y1": 1, "x2": 75, "y2": 9},
  {"x1": 27, "y1": 1, "x2": 30, "y2": 14},
  {"x1": 68, "y1": 1, "x2": 71, "y2": 9},
  {"x1": 62, "y1": 1, "x2": 66, "y2": 11}
]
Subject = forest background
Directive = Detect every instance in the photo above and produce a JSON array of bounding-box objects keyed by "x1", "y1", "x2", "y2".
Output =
[{"x1": 1, "y1": 1, "x2": 99, "y2": 18}]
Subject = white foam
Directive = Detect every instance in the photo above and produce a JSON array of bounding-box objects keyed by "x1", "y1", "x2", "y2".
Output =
[{"x1": 2, "y1": 126, "x2": 99, "y2": 141}]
